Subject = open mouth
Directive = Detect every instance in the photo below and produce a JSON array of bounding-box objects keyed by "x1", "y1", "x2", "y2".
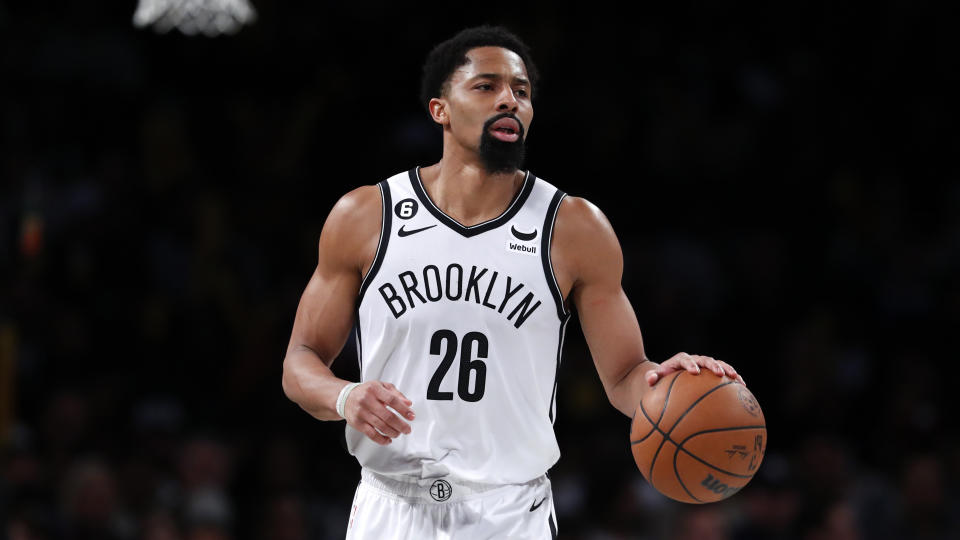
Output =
[{"x1": 488, "y1": 117, "x2": 522, "y2": 142}]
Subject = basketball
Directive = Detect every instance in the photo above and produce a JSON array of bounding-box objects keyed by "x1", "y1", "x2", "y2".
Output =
[{"x1": 630, "y1": 369, "x2": 766, "y2": 503}]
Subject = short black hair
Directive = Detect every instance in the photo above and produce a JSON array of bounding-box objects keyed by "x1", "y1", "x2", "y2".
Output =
[{"x1": 419, "y1": 25, "x2": 539, "y2": 112}]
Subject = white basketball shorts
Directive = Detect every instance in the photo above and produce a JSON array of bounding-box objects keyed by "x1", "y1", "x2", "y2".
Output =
[{"x1": 345, "y1": 469, "x2": 558, "y2": 539}]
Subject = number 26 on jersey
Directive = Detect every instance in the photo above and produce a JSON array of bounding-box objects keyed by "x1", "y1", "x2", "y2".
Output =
[{"x1": 427, "y1": 329, "x2": 488, "y2": 402}]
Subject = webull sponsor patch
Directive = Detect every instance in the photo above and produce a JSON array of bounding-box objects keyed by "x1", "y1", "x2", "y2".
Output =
[{"x1": 506, "y1": 240, "x2": 538, "y2": 256}]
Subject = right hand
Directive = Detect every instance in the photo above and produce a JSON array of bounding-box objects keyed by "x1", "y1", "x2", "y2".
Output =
[{"x1": 343, "y1": 381, "x2": 415, "y2": 445}]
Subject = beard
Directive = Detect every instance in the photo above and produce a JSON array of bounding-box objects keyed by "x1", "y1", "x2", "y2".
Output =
[{"x1": 478, "y1": 113, "x2": 526, "y2": 174}]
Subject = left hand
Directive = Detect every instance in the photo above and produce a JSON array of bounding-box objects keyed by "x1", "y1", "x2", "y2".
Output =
[{"x1": 645, "y1": 352, "x2": 745, "y2": 386}]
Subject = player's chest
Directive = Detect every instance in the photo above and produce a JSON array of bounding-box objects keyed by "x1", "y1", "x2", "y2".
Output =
[{"x1": 370, "y1": 250, "x2": 550, "y2": 334}]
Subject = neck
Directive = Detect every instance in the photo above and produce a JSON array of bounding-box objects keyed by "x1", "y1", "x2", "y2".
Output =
[{"x1": 418, "y1": 150, "x2": 524, "y2": 227}]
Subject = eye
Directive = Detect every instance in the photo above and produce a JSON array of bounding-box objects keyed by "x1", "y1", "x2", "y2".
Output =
[
  {"x1": 515, "y1": 88, "x2": 529, "y2": 98},
  {"x1": 475, "y1": 83, "x2": 493, "y2": 91}
]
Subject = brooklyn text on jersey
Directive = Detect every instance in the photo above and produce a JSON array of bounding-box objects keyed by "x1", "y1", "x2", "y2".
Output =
[{"x1": 377, "y1": 264, "x2": 542, "y2": 328}]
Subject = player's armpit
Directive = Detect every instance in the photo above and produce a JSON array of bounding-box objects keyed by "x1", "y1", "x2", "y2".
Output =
[
  {"x1": 553, "y1": 197, "x2": 653, "y2": 417},
  {"x1": 281, "y1": 185, "x2": 382, "y2": 421}
]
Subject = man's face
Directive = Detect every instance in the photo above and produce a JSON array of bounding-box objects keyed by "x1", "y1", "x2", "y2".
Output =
[{"x1": 434, "y1": 46, "x2": 533, "y2": 173}]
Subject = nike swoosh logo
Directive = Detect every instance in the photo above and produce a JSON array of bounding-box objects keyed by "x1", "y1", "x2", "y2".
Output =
[
  {"x1": 511, "y1": 225, "x2": 537, "y2": 241},
  {"x1": 397, "y1": 224, "x2": 437, "y2": 237},
  {"x1": 529, "y1": 497, "x2": 546, "y2": 512}
]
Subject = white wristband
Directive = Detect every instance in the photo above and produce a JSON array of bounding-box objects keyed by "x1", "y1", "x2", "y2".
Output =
[{"x1": 336, "y1": 382, "x2": 361, "y2": 419}]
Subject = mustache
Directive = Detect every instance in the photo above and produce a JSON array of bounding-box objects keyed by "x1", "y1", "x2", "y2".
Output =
[{"x1": 482, "y1": 112, "x2": 525, "y2": 140}]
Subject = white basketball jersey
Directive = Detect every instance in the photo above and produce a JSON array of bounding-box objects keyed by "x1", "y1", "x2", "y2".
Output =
[{"x1": 347, "y1": 167, "x2": 571, "y2": 485}]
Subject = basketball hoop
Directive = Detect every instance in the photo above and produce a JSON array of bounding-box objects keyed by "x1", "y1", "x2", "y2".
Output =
[{"x1": 133, "y1": 0, "x2": 257, "y2": 37}]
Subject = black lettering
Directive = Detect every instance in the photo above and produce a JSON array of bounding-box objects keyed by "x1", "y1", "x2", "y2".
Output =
[
  {"x1": 445, "y1": 264, "x2": 463, "y2": 300},
  {"x1": 427, "y1": 330, "x2": 457, "y2": 400},
  {"x1": 507, "y1": 292, "x2": 541, "y2": 328},
  {"x1": 378, "y1": 283, "x2": 406, "y2": 318},
  {"x1": 422, "y1": 265, "x2": 443, "y2": 302},
  {"x1": 458, "y1": 332, "x2": 487, "y2": 402},
  {"x1": 399, "y1": 271, "x2": 427, "y2": 308},
  {"x1": 481, "y1": 271, "x2": 499, "y2": 309},
  {"x1": 464, "y1": 267, "x2": 488, "y2": 304},
  {"x1": 497, "y1": 277, "x2": 524, "y2": 313},
  {"x1": 701, "y1": 474, "x2": 740, "y2": 498},
  {"x1": 701, "y1": 474, "x2": 719, "y2": 491},
  {"x1": 427, "y1": 330, "x2": 488, "y2": 403}
]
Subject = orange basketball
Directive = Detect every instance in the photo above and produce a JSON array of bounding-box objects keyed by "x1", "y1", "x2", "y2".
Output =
[{"x1": 630, "y1": 369, "x2": 766, "y2": 503}]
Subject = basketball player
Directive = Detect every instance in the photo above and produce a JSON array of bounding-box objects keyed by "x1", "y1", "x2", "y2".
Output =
[{"x1": 281, "y1": 26, "x2": 746, "y2": 539}]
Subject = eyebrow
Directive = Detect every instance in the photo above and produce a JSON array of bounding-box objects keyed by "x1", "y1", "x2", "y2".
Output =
[{"x1": 471, "y1": 73, "x2": 530, "y2": 86}]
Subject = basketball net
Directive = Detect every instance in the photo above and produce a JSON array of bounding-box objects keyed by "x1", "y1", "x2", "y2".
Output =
[{"x1": 133, "y1": 0, "x2": 257, "y2": 37}]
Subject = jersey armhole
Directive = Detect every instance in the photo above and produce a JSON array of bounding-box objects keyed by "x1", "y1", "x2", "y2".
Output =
[
  {"x1": 541, "y1": 190, "x2": 570, "y2": 321},
  {"x1": 357, "y1": 180, "x2": 392, "y2": 306}
]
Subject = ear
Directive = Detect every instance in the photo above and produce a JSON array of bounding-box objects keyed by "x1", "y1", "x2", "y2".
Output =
[{"x1": 428, "y1": 98, "x2": 448, "y2": 126}]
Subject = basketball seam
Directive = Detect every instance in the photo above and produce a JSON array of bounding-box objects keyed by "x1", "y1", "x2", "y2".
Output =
[
  {"x1": 665, "y1": 381, "x2": 736, "y2": 441},
  {"x1": 646, "y1": 371, "x2": 684, "y2": 480},
  {"x1": 659, "y1": 371, "x2": 683, "y2": 423},
  {"x1": 675, "y1": 426, "x2": 766, "y2": 479},
  {"x1": 664, "y1": 380, "x2": 735, "y2": 491},
  {"x1": 674, "y1": 448, "x2": 705, "y2": 503},
  {"x1": 630, "y1": 371, "x2": 682, "y2": 445},
  {"x1": 673, "y1": 427, "x2": 765, "y2": 504},
  {"x1": 632, "y1": 399, "x2": 659, "y2": 445}
]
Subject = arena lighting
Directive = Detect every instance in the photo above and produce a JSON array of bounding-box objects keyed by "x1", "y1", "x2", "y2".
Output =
[{"x1": 133, "y1": 0, "x2": 257, "y2": 37}]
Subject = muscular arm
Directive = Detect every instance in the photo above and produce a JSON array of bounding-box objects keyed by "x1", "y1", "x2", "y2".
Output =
[
  {"x1": 281, "y1": 186, "x2": 378, "y2": 419},
  {"x1": 281, "y1": 186, "x2": 414, "y2": 444},
  {"x1": 553, "y1": 197, "x2": 742, "y2": 418}
]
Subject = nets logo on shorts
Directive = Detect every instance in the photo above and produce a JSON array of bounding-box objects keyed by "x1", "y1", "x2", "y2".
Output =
[{"x1": 429, "y1": 479, "x2": 452, "y2": 502}]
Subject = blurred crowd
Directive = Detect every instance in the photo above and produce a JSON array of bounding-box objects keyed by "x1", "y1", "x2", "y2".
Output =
[{"x1": 2, "y1": 2, "x2": 959, "y2": 539}]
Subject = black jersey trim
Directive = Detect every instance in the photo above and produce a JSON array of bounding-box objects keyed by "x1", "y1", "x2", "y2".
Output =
[
  {"x1": 548, "y1": 314, "x2": 571, "y2": 423},
  {"x1": 407, "y1": 167, "x2": 535, "y2": 238},
  {"x1": 354, "y1": 320, "x2": 362, "y2": 374},
  {"x1": 541, "y1": 190, "x2": 568, "y2": 319},
  {"x1": 357, "y1": 181, "x2": 392, "y2": 305}
]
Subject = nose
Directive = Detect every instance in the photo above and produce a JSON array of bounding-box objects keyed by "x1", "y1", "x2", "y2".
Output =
[{"x1": 496, "y1": 87, "x2": 519, "y2": 113}]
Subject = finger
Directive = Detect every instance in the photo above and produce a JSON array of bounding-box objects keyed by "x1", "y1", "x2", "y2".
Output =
[
  {"x1": 361, "y1": 424, "x2": 391, "y2": 446},
  {"x1": 376, "y1": 384, "x2": 416, "y2": 422},
  {"x1": 652, "y1": 354, "x2": 691, "y2": 381},
  {"x1": 381, "y1": 385, "x2": 416, "y2": 419},
  {"x1": 696, "y1": 355, "x2": 725, "y2": 376},
  {"x1": 374, "y1": 383, "x2": 411, "y2": 407},
  {"x1": 680, "y1": 354, "x2": 701, "y2": 374},
  {"x1": 365, "y1": 411, "x2": 401, "y2": 439},
  {"x1": 372, "y1": 403, "x2": 412, "y2": 436},
  {"x1": 688, "y1": 355, "x2": 722, "y2": 376},
  {"x1": 715, "y1": 360, "x2": 738, "y2": 379},
  {"x1": 382, "y1": 382, "x2": 414, "y2": 406},
  {"x1": 368, "y1": 386, "x2": 412, "y2": 434}
]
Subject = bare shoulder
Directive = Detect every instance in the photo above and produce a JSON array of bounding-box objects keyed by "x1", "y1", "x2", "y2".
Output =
[
  {"x1": 555, "y1": 196, "x2": 616, "y2": 235},
  {"x1": 554, "y1": 196, "x2": 621, "y2": 257},
  {"x1": 319, "y1": 184, "x2": 383, "y2": 274},
  {"x1": 328, "y1": 184, "x2": 381, "y2": 220},
  {"x1": 552, "y1": 196, "x2": 623, "y2": 291}
]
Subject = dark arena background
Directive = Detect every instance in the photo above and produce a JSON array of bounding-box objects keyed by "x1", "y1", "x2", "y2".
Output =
[{"x1": 2, "y1": 2, "x2": 959, "y2": 539}]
